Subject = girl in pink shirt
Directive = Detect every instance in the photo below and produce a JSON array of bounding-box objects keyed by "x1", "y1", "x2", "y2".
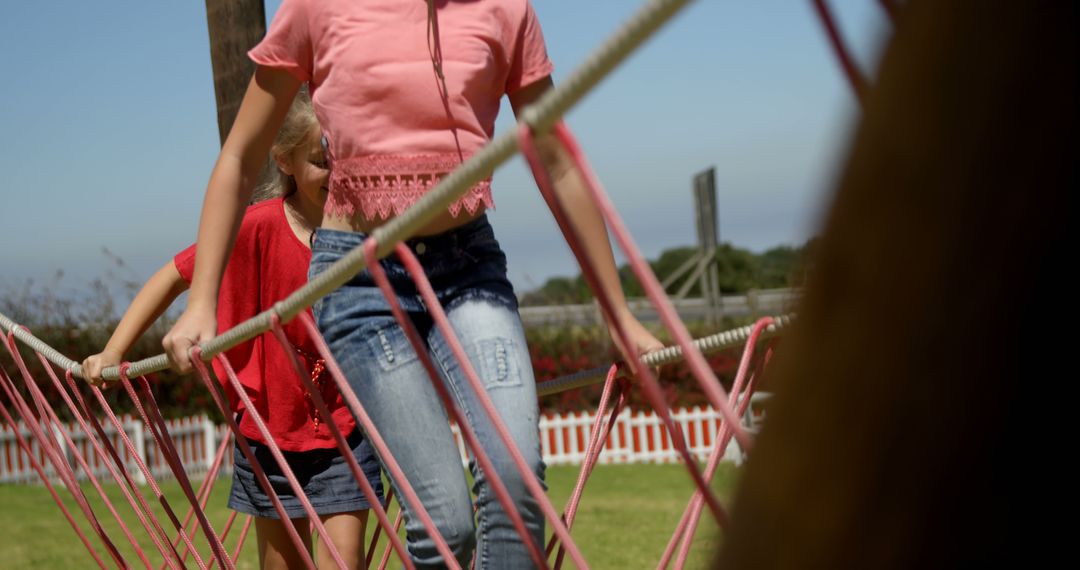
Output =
[{"x1": 165, "y1": 2, "x2": 661, "y2": 567}]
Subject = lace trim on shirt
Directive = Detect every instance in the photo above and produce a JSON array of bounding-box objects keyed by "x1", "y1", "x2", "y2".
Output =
[{"x1": 326, "y1": 153, "x2": 494, "y2": 220}]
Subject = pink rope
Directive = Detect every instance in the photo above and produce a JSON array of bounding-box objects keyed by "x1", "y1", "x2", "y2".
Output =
[
  {"x1": 557, "y1": 122, "x2": 754, "y2": 452},
  {"x1": 117, "y1": 369, "x2": 227, "y2": 570},
  {"x1": 550, "y1": 365, "x2": 628, "y2": 570},
  {"x1": 218, "y1": 512, "x2": 239, "y2": 547},
  {"x1": 389, "y1": 239, "x2": 593, "y2": 569},
  {"x1": 361, "y1": 238, "x2": 557, "y2": 569},
  {"x1": 197, "y1": 353, "x2": 346, "y2": 570},
  {"x1": 267, "y1": 315, "x2": 413, "y2": 566},
  {"x1": 0, "y1": 369, "x2": 108, "y2": 568},
  {"x1": 0, "y1": 345, "x2": 128, "y2": 567},
  {"x1": 86, "y1": 370, "x2": 211, "y2": 570},
  {"x1": 135, "y1": 376, "x2": 236, "y2": 567},
  {"x1": 811, "y1": 0, "x2": 868, "y2": 105},
  {"x1": 661, "y1": 319, "x2": 774, "y2": 569},
  {"x1": 669, "y1": 366, "x2": 762, "y2": 570},
  {"x1": 365, "y1": 486, "x2": 395, "y2": 568},
  {"x1": 3, "y1": 334, "x2": 133, "y2": 564},
  {"x1": 187, "y1": 353, "x2": 318, "y2": 569},
  {"x1": 297, "y1": 312, "x2": 458, "y2": 569},
  {"x1": 4, "y1": 346, "x2": 159, "y2": 568},
  {"x1": 377, "y1": 509, "x2": 406, "y2": 570},
  {"x1": 673, "y1": 341, "x2": 775, "y2": 569},
  {"x1": 169, "y1": 429, "x2": 232, "y2": 568},
  {"x1": 517, "y1": 122, "x2": 733, "y2": 526},
  {"x1": 24, "y1": 356, "x2": 176, "y2": 569},
  {"x1": 671, "y1": 356, "x2": 769, "y2": 568},
  {"x1": 229, "y1": 515, "x2": 254, "y2": 564},
  {"x1": 205, "y1": 511, "x2": 245, "y2": 570},
  {"x1": 563, "y1": 367, "x2": 627, "y2": 529},
  {"x1": 58, "y1": 369, "x2": 187, "y2": 569}
]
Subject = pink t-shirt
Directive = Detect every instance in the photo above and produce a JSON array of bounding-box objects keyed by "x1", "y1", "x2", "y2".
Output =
[{"x1": 249, "y1": 0, "x2": 554, "y2": 220}]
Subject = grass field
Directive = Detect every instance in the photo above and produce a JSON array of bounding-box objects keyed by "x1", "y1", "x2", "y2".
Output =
[{"x1": 0, "y1": 462, "x2": 738, "y2": 569}]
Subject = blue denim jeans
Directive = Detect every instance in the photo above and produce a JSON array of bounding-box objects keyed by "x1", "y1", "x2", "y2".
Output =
[{"x1": 309, "y1": 215, "x2": 545, "y2": 569}]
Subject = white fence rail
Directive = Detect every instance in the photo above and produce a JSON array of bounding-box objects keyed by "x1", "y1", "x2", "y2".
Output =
[{"x1": 2, "y1": 398, "x2": 768, "y2": 485}]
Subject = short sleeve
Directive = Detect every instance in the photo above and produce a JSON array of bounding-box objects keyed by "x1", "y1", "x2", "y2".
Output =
[
  {"x1": 173, "y1": 244, "x2": 196, "y2": 284},
  {"x1": 505, "y1": 0, "x2": 554, "y2": 94},
  {"x1": 248, "y1": 0, "x2": 314, "y2": 82}
]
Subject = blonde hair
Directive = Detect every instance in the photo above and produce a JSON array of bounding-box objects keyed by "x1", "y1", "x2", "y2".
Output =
[{"x1": 251, "y1": 88, "x2": 321, "y2": 202}]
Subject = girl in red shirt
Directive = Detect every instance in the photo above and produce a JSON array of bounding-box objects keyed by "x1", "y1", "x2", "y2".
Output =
[{"x1": 82, "y1": 91, "x2": 382, "y2": 569}]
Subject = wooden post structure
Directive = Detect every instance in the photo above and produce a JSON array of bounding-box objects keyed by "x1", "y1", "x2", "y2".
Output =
[
  {"x1": 661, "y1": 167, "x2": 723, "y2": 325},
  {"x1": 205, "y1": 0, "x2": 266, "y2": 146}
]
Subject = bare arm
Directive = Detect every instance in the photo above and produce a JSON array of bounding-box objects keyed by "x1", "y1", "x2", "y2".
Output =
[
  {"x1": 163, "y1": 66, "x2": 301, "y2": 373},
  {"x1": 509, "y1": 77, "x2": 663, "y2": 364},
  {"x1": 82, "y1": 261, "x2": 189, "y2": 386}
]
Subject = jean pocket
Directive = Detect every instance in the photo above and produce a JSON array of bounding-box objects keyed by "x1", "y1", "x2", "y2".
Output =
[
  {"x1": 475, "y1": 336, "x2": 523, "y2": 389},
  {"x1": 363, "y1": 323, "x2": 421, "y2": 372}
]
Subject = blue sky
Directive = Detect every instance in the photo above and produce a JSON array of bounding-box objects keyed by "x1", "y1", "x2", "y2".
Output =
[{"x1": 0, "y1": 1, "x2": 888, "y2": 303}]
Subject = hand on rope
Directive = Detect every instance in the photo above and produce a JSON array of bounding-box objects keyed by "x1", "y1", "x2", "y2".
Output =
[
  {"x1": 511, "y1": 114, "x2": 665, "y2": 383},
  {"x1": 81, "y1": 350, "x2": 123, "y2": 389},
  {"x1": 608, "y1": 310, "x2": 665, "y2": 381},
  {"x1": 509, "y1": 106, "x2": 665, "y2": 384},
  {"x1": 163, "y1": 305, "x2": 217, "y2": 374}
]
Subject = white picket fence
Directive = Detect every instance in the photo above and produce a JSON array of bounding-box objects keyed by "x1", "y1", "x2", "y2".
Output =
[
  {"x1": 0, "y1": 414, "x2": 229, "y2": 485},
  {"x1": 537, "y1": 397, "x2": 766, "y2": 466},
  {"x1": 2, "y1": 396, "x2": 768, "y2": 485}
]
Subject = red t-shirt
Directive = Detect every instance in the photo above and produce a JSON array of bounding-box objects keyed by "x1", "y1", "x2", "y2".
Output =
[{"x1": 174, "y1": 198, "x2": 355, "y2": 451}]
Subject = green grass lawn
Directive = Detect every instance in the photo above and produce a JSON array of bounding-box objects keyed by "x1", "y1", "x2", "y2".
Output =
[{"x1": 0, "y1": 462, "x2": 737, "y2": 569}]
